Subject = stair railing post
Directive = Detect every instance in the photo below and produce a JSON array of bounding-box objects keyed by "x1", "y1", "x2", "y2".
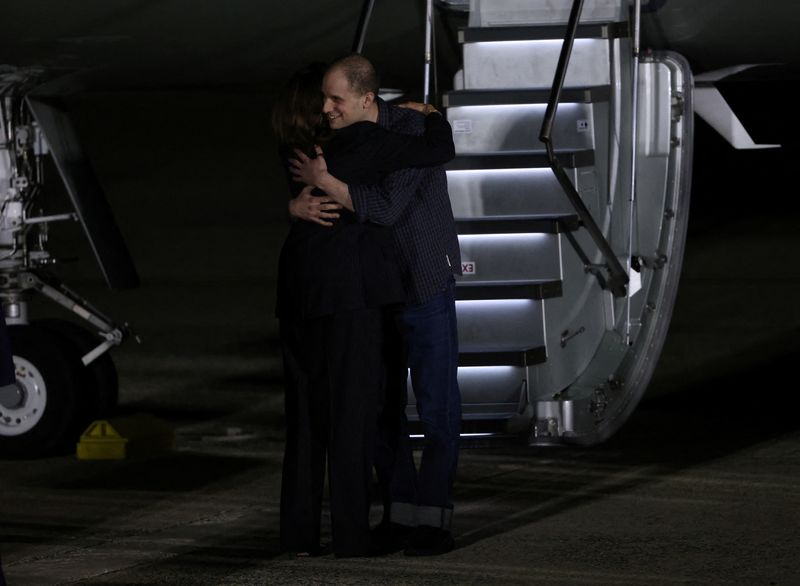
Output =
[
  {"x1": 423, "y1": 0, "x2": 434, "y2": 103},
  {"x1": 625, "y1": 0, "x2": 643, "y2": 343}
]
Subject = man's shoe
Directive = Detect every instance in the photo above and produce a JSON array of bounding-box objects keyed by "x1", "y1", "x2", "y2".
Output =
[
  {"x1": 370, "y1": 521, "x2": 414, "y2": 555},
  {"x1": 403, "y1": 525, "x2": 454, "y2": 556}
]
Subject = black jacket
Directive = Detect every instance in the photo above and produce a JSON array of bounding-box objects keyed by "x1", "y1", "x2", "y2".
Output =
[{"x1": 276, "y1": 113, "x2": 455, "y2": 319}]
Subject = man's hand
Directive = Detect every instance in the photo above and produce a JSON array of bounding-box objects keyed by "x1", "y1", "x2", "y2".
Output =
[
  {"x1": 288, "y1": 184, "x2": 342, "y2": 227},
  {"x1": 397, "y1": 101, "x2": 439, "y2": 115},
  {"x1": 290, "y1": 146, "x2": 355, "y2": 212},
  {"x1": 290, "y1": 146, "x2": 328, "y2": 187}
]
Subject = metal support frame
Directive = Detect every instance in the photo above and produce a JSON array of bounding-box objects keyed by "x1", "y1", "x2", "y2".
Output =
[
  {"x1": 18, "y1": 271, "x2": 127, "y2": 365},
  {"x1": 352, "y1": 0, "x2": 438, "y2": 104},
  {"x1": 1, "y1": 89, "x2": 133, "y2": 367}
]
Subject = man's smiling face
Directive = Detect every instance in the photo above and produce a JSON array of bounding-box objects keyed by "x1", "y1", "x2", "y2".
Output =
[{"x1": 322, "y1": 67, "x2": 372, "y2": 130}]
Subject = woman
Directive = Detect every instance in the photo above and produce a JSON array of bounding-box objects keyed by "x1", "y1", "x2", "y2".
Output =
[{"x1": 272, "y1": 63, "x2": 454, "y2": 557}]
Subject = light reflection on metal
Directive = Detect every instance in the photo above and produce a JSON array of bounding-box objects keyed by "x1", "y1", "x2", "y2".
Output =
[
  {"x1": 456, "y1": 299, "x2": 536, "y2": 310},
  {"x1": 410, "y1": 432, "x2": 494, "y2": 438},
  {"x1": 446, "y1": 168, "x2": 553, "y2": 178},
  {"x1": 457, "y1": 366, "x2": 517, "y2": 375},
  {"x1": 448, "y1": 103, "x2": 581, "y2": 115},
  {"x1": 457, "y1": 233, "x2": 550, "y2": 244},
  {"x1": 475, "y1": 39, "x2": 597, "y2": 50}
]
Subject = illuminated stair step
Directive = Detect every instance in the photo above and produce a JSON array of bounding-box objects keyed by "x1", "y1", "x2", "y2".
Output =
[
  {"x1": 458, "y1": 23, "x2": 627, "y2": 44},
  {"x1": 462, "y1": 37, "x2": 614, "y2": 90},
  {"x1": 408, "y1": 365, "x2": 527, "y2": 412},
  {"x1": 457, "y1": 232, "x2": 561, "y2": 282},
  {"x1": 468, "y1": 0, "x2": 626, "y2": 28},
  {"x1": 447, "y1": 167, "x2": 592, "y2": 219},
  {"x1": 456, "y1": 298, "x2": 545, "y2": 354},
  {"x1": 443, "y1": 87, "x2": 610, "y2": 108},
  {"x1": 447, "y1": 100, "x2": 600, "y2": 153}
]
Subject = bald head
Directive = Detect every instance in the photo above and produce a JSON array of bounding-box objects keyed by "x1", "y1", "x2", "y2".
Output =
[
  {"x1": 322, "y1": 54, "x2": 380, "y2": 129},
  {"x1": 327, "y1": 54, "x2": 380, "y2": 97}
]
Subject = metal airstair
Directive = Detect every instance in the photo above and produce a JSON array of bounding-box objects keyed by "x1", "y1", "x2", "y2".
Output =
[{"x1": 412, "y1": 0, "x2": 693, "y2": 445}]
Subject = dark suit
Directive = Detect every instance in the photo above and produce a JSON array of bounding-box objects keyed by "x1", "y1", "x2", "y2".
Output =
[{"x1": 277, "y1": 115, "x2": 455, "y2": 556}]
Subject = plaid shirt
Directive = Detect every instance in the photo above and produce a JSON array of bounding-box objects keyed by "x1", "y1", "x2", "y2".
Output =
[{"x1": 350, "y1": 99, "x2": 462, "y2": 305}]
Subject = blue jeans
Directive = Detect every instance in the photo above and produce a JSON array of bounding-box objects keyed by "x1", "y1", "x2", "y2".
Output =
[{"x1": 376, "y1": 279, "x2": 461, "y2": 529}]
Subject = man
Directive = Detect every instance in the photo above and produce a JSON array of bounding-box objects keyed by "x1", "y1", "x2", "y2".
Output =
[{"x1": 291, "y1": 54, "x2": 462, "y2": 556}]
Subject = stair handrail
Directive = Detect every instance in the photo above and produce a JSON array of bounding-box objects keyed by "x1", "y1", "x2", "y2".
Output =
[
  {"x1": 538, "y1": 0, "x2": 629, "y2": 298},
  {"x1": 352, "y1": 0, "x2": 377, "y2": 54}
]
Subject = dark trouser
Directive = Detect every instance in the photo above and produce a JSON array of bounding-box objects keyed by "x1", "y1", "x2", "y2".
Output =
[
  {"x1": 279, "y1": 317, "x2": 327, "y2": 553},
  {"x1": 374, "y1": 306, "x2": 417, "y2": 521},
  {"x1": 279, "y1": 307, "x2": 385, "y2": 557},
  {"x1": 376, "y1": 280, "x2": 462, "y2": 530}
]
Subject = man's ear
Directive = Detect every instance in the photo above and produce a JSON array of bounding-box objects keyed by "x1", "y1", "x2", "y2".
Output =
[{"x1": 363, "y1": 91, "x2": 375, "y2": 109}]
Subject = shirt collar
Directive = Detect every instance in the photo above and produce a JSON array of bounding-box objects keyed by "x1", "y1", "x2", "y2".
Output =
[{"x1": 376, "y1": 96, "x2": 391, "y2": 129}]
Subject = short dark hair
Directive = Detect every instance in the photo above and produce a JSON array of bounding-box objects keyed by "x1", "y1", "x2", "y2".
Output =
[
  {"x1": 327, "y1": 54, "x2": 380, "y2": 97},
  {"x1": 271, "y1": 62, "x2": 331, "y2": 152}
]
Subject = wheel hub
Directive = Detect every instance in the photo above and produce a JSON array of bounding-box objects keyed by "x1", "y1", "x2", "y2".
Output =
[
  {"x1": 0, "y1": 382, "x2": 25, "y2": 409},
  {"x1": 0, "y1": 356, "x2": 48, "y2": 436}
]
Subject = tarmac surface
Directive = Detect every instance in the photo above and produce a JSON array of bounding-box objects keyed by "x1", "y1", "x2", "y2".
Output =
[{"x1": 1, "y1": 93, "x2": 799, "y2": 585}]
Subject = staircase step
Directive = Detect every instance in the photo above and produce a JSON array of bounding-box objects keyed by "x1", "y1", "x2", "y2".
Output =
[
  {"x1": 456, "y1": 217, "x2": 578, "y2": 234},
  {"x1": 459, "y1": 347, "x2": 547, "y2": 367},
  {"x1": 447, "y1": 166, "x2": 594, "y2": 219},
  {"x1": 447, "y1": 100, "x2": 603, "y2": 154},
  {"x1": 456, "y1": 298, "x2": 545, "y2": 363},
  {"x1": 462, "y1": 35, "x2": 618, "y2": 90},
  {"x1": 408, "y1": 366, "x2": 527, "y2": 419},
  {"x1": 456, "y1": 280, "x2": 562, "y2": 301},
  {"x1": 443, "y1": 87, "x2": 610, "y2": 108},
  {"x1": 459, "y1": 23, "x2": 627, "y2": 44},
  {"x1": 446, "y1": 151, "x2": 594, "y2": 171},
  {"x1": 468, "y1": 0, "x2": 627, "y2": 28},
  {"x1": 458, "y1": 231, "x2": 562, "y2": 282}
]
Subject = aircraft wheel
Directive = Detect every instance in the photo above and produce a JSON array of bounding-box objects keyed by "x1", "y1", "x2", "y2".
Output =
[
  {"x1": 35, "y1": 319, "x2": 119, "y2": 419},
  {"x1": 0, "y1": 325, "x2": 82, "y2": 458}
]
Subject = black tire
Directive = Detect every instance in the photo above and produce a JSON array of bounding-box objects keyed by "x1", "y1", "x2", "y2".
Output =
[
  {"x1": 34, "y1": 319, "x2": 119, "y2": 419},
  {"x1": 0, "y1": 325, "x2": 83, "y2": 458}
]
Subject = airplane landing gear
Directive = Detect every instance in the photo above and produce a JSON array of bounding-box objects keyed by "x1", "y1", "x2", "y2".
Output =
[
  {"x1": 0, "y1": 324, "x2": 82, "y2": 457},
  {"x1": 36, "y1": 318, "x2": 119, "y2": 420},
  {"x1": 0, "y1": 321, "x2": 120, "y2": 458},
  {"x1": 0, "y1": 84, "x2": 137, "y2": 459}
]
